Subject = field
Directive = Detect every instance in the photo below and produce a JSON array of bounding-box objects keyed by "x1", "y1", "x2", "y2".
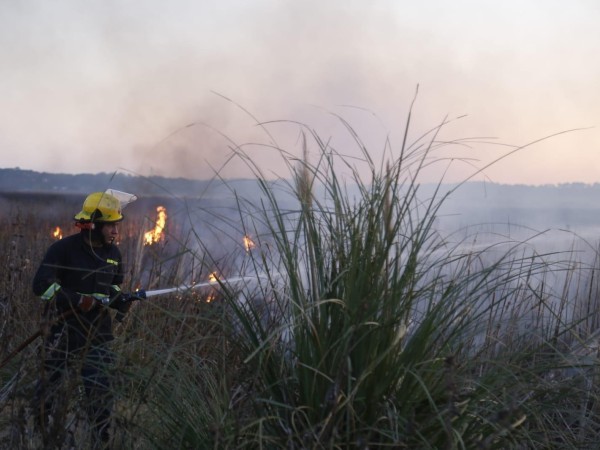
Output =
[{"x1": 3, "y1": 139, "x2": 600, "y2": 449}]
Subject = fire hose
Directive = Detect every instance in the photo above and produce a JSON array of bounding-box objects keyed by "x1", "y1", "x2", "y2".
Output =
[{"x1": 0, "y1": 276, "x2": 261, "y2": 370}]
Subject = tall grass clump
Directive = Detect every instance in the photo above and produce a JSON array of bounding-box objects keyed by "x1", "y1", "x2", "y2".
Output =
[{"x1": 158, "y1": 114, "x2": 600, "y2": 449}]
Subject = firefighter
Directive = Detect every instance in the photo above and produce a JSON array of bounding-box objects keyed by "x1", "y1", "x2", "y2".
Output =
[{"x1": 31, "y1": 191, "x2": 136, "y2": 448}]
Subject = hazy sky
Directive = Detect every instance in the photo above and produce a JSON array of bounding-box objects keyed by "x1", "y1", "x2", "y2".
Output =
[{"x1": 1, "y1": 0, "x2": 599, "y2": 185}]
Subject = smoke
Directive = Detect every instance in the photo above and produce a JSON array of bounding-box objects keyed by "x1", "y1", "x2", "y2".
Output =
[{"x1": 0, "y1": 0, "x2": 423, "y2": 179}]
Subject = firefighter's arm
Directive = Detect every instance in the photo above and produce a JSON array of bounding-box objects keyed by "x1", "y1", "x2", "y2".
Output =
[
  {"x1": 33, "y1": 245, "x2": 69, "y2": 308},
  {"x1": 32, "y1": 243, "x2": 84, "y2": 311}
]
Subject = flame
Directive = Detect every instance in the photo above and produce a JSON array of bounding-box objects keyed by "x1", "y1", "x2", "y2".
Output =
[
  {"x1": 243, "y1": 235, "x2": 255, "y2": 252},
  {"x1": 206, "y1": 272, "x2": 219, "y2": 303},
  {"x1": 144, "y1": 206, "x2": 167, "y2": 245},
  {"x1": 51, "y1": 226, "x2": 63, "y2": 240}
]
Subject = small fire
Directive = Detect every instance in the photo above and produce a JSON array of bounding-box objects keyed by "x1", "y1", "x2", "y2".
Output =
[
  {"x1": 206, "y1": 272, "x2": 219, "y2": 303},
  {"x1": 51, "y1": 226, "x2": 63, "y2": 240},
  {"x1": 243, "y1": 235, "x2": 255, "y2": 252},
  {"x1": 144, "y1": 206, "x2": 167, "y2": 245}
]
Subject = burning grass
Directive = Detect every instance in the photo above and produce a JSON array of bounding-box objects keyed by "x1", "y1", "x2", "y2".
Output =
[{"x1": 2, "y1": 115, "x2": 600, "y2": 448}]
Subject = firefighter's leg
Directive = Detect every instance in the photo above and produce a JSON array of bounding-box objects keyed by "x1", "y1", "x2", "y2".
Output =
[
  {"x1": 81, "y1": 344, "x2": 115, "y2": 447},
  {"x1": 31, "y1": 325, "x2": 68, "y2": 431}
]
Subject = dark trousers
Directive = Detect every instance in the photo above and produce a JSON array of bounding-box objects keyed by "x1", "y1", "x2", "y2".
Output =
[{"x1": 33, "y1": 324, "x2": 115, "y2": 445}]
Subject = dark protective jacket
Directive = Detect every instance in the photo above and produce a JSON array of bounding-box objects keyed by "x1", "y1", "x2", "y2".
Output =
[{"x1": 32, "y1": 232, "x2": 126, "y2": 348}]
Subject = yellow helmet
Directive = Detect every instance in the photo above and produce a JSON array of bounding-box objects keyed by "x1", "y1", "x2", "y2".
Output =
[{"x1": 74, "y1": 192, "x2": 123, "y2": 223}]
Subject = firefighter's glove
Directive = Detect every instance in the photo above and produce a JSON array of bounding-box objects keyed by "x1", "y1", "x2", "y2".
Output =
[
  {"x1": 78, "y1": 295, "x2": 98, "y2": 312},
  {"x1": 113, "y1": 292, "x2": 139, "y2": 322},
  {"x1": 128, "y1": 290, "x2": 146, "y2": 301}
]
